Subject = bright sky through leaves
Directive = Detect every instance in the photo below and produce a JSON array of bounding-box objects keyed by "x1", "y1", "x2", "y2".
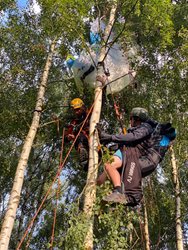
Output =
[{"x1": 17, "y1": 0, "x2": 27, "y2": 8}]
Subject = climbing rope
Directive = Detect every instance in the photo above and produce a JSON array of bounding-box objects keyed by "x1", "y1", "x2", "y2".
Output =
[
  {"x1": 111, "y1": 92, "x2": 127, "y2": 134},
  {"x1": 16, "y1": 113, "x2": 93, "y2": 248},
  {"x1": 16, "y1": 87, "x2": 104, "y2": 249},
  {"x1": 16, "y1": 64, "x2": 134, "y2": 248}
]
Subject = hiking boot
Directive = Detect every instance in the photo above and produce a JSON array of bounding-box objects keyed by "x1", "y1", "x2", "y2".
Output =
[{"x1": 102, "y1": 190, "x2": 127, "y2": 204}]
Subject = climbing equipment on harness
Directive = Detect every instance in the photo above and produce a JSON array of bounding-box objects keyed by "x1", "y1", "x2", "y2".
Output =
[
  {"x1": 113, "y1": 101, "x2": 127, "y2": 135},
  {"x1": 70, "y1": 98, "x2": 84, "y2": 109}
]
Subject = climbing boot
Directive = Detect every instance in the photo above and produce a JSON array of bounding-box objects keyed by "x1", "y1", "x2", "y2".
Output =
[{"x1": 102, "y1": 190, "x2": 127, "y2": 204}]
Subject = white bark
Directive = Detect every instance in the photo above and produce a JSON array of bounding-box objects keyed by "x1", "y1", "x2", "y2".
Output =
[
  {"x1": 83, "y1": 3, "x2": 118, "y2": 250},
  {"x1": 170, "y1": 146, "x2": 184, "y2": 250},
  {"x1": 0, "y1": 39, "x2": 56, "y2": 250},
  {"x1": 143, "y1": 197, "x2": 150, "y2": 250}
]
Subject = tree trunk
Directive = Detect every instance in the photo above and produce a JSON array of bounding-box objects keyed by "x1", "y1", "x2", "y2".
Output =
[
  {"x1": 0, "y1": 39, "x2": 56, "y2": 250},
  {"x1": 170, "y1": 146, "x2": 184, "y2": 250},
  {"x1": 83, "y1": 3, "x2": 118, "y2": 250},
  {"x1": 143, "y1": 196, "x2": 150, "y2": 250}
]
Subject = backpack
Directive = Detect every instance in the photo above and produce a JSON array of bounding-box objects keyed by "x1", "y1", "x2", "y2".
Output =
[
  {"x1": 152, "y1": 122, "x2": 176, "y2": 158},
  {"x1": 140, "y1": 122, "x2": 176, "y2": 178}
]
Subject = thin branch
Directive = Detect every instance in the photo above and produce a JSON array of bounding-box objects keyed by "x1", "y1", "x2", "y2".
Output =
[{"x1": 102, "y1": 0, "x2": 140, "y2": 63}]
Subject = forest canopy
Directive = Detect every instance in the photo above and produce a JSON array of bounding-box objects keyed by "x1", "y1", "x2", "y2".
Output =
[{"x1": 0, "y1": 0, "x2": 188, "y2": 249}]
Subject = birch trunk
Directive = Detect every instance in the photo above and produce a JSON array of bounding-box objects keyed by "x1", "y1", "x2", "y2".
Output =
[
  {"x1": 143, "y1": 197, "x2": 150, "y2": 250},
  {"x1": 83, "y1": 3, "x2": 118, "y2": 250},
  {"x1": 170, "y1": 146, "x2": 184, "y2": 250},
  {"x1": 0, "y1": 39, "x2": 56, "y2": 250}
]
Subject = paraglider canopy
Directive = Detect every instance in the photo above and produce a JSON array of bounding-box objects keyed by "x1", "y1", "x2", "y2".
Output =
[{"x1": 68, "y1": 18, "x2": 139, "y2": 95}]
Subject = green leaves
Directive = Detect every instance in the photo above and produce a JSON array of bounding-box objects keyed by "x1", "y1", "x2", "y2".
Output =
[
  {"x1": 0, "y1": 0, "x2": 188, "y2": 249},
  {"x1": 0, "y1": 0, "x2": 16, "y2": 12},
  {"x1": 134, "y1": 0, "x2": 175, "y2": 50}
]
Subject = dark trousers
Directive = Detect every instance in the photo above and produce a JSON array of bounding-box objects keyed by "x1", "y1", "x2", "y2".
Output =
[
  {"x1": 75, "y1": 133, "x2": 89, "y2": 151},
  {"x1": 139, "y1": 152, "x2": 160, "y2": 178},
  {"x1": 122, "y1": 148, "x2": 161, "y2": 206},
  {"x1": 122, "y1": 147, "x2": 143, "y2": 206}
]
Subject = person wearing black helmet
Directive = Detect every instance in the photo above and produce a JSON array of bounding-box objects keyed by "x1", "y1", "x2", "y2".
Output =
[{"x1": 96, "y1": 107, "x2": 176, "y2": 206}]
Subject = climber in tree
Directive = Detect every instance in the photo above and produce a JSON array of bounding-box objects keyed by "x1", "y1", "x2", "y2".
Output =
[
  {"x1": 65, "y1": 98, "x2": 90, "y2": 171},
  {"x1": 97, "y1": 107, "x2": 176, "y2": 207}
]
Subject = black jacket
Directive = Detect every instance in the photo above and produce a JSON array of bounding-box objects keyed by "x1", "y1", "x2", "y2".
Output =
[
  {"x1": 100, "y1": 119, "x2": 161, "y2": 158},
  {"x1": 111, "y1": 123, "x2": 153, "y2": 146},
  {"x1": 108, "y1": 119, "x2": 162, "y2": 160}
]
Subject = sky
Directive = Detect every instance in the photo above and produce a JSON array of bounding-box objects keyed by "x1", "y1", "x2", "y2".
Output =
[
  {"x1": 0, "y1": 1, "x2": 27, "y2": 24},
  {"x1": 1, "y1": 0, "x2": 41, "y2": 26},
  {"x1": 16, "y1": 0, "x2": 41, "y2": 14},
  {"x1": 17, "y1": 0, "x2": 27, "y2": 8}
]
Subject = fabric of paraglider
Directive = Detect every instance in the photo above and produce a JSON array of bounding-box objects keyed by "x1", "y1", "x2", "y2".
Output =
[
  {"x1": 71, "y1": 18, "x2": 139, "y2": 95},
  {"x1": 71, "y1": 43, "x2": 136, "y2": 95}
]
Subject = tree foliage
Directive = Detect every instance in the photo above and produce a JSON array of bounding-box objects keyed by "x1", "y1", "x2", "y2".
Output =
[{"x1": 0, "y1": 0, "x2": 188, "y2": 249}]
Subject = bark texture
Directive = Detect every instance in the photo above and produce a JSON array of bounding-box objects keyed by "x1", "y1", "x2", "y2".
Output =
[
  {"x1": 83, "y1": 4, "x2": 118, "y2": 250},
  {"x1": 143, "y1": 197, "x2": 150, "y2": 250},
  {"x1": 170, "y1": 146, "x2": 184, "y2": 250},
  {"x1": 0, "y1": 40, "x2": 56, "y2": 250}
]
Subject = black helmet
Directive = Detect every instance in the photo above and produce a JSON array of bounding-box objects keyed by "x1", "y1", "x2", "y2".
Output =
[{"x1": 130, "y1": 107, "x2": 148, "y2": 121}]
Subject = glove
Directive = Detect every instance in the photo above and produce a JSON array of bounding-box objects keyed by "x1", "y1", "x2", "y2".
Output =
[{"x1": 96, "y1": 123, "x2": 112, "y2": 144}]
